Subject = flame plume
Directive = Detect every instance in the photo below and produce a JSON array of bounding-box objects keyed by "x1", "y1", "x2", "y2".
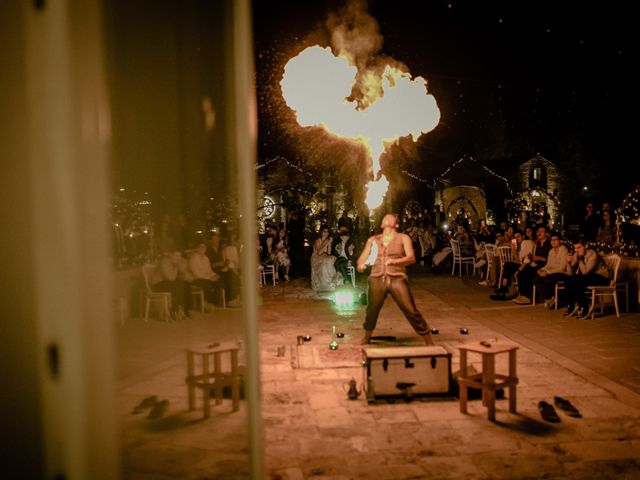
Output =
[{"x1": 281, "y1": 42, "x2": 440, "y2": 210}]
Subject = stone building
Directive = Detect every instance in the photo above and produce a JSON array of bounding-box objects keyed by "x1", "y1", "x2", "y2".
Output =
[
  {"x1": 434, "y1": 156, "x2": 513, "y2": 230},
  {"x1": 513, "y1": 154, "x2": 562, "y2": 228}
]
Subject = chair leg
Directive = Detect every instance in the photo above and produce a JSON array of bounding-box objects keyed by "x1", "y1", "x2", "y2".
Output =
[
  {"x1": 590, "y1": 290, "x2": 596, "y2": 319},
  {"x1": 532, "y1": 285, "x2": 536, "y2": 306},
  {"x1": 221, "y1": 288, "x2": 226, "y2": 308},
  {"x1": 145, "y1": 298, "x2": 151, "y2": 322},
  {"x1": 613, "y1": 292, "x2": 620, "y2": 318},
  {"x1": 164, "y1": 297, "x2": 171, "y2": 322}
]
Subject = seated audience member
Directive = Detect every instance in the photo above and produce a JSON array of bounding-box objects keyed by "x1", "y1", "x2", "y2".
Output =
[
  {"x1": 206, "y1": 232, "x2": 226, "y2": 273},
  {"x1": 419, "y1": 225, "x2": 437, "y2": 265},
  {"x1": 563, "y1": 239, "x2": 610, "y2": 318},
  {"x1": 332, "y1": 224, "x2": 355, "y2": 285},
  {"x1": 189, "y1": 242, "x2": 224, "y2": 308},
  {"x1": 151, "y1": 250, "x2": 192, "y2": 319},
  {"x1": 273, "y1": 227, "x2": 291, "y2": 282},
  {"x1": 208, "y1": 232, "x2": 237, "y2": 303},
  {"x1": 221, "y1": 233, "x2": 242, "y2": 306},
  {"x1": 431, "y1": 229, "x2": 453, "y2": 272},
  {"x1": 524, "y1": 226, "x2": 535, "y2": 241},
  {"x1": 596, "y1": 209, "x2": 616, "y2": 246},
  {"x1": 260, "y1": 225, "x2": 278, "y2": 265},
  {"x1": 310, "y1": 225, "x2": 336, "y2": 291},
  {"x1": 404, "y1": 218, "x2": 424, "y2": 257},
  {"x1": 476, "y1": 220, "x2": 495, "y2": 245},
  {"x1": 513, "y1": 225, "x2": 552, "y2": 304},
  {"x1": 453, "y1": 224, "x2": 476, "y2": 257},
  {"x1": 483, "y1": 230, "x2": 510, "y2": 287},
  {"x1": 533, "y1": 233, "x2": 571, "y2": 308},
  {"x1": 579, "y1": 202, "x2": 600, "y2": 242},
  {"x1": 491, "y1": 230, "x2": 535, "y2": 300}
]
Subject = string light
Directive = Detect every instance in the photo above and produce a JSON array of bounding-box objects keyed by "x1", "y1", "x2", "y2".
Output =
[
  {"x1": 401, "y1": 155, "x2": 514, "y2": 196},
  {"x1": 256, "y1": 155, "x2": 313, "y2": 177}
]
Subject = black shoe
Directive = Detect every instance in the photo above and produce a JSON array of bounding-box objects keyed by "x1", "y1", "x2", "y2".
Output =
[
  {"x1": 554, "y1": 396, "x2": 582, "y2": 417},
  {"x1": 538, "y1": 401, "x2": 561, "y2": 423}
]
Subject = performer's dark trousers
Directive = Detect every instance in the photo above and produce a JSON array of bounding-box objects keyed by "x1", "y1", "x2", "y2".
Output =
[
  {"x1": 363, "y1": 275, "x2": 429, "y2": 335},
  {"x1": 565, "y1": 273, "x2": 609, "y2": 309}
]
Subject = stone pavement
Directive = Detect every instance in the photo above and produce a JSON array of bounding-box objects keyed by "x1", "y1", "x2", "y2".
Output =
[{"x1": 117, "y1": 273, "x2": 640, "y2": 479}]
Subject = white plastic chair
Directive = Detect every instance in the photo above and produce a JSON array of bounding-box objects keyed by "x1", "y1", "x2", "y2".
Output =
[
  {"x1": 141, "y1": 264, "x2": 172, "y2": 322},
  {"x1": 450, "y1": 239, "x2": 476, "y2": 276},
  {"x1": 261, "y1": 264, "x2": 277, "y2": 286},
  {"x1": 496, "y1": 245, "x2": 516, "y2": 287},
  {"x1": 483, "y1": 243, "x2": 496, "y2": 281},
  {"x1": 346, "y1": 265, "x2": 356, "y2": 288}
]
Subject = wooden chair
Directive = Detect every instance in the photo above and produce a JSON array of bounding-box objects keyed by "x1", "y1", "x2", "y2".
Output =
[
  {"x1": 261, "y1": 264, "x2": 277, "y2": 286},
  {"x1": 191, "y1": 285, "x2": 205, "y2": 312},
  {"x1": 450, "y1": 239, "x2": 476, "y2": 277},
  {"x1": 141, "y1": 264, "x2": 172, "y2": 322},
  {"x1": 587, "y1": 254, "x2": 622, "y2": 319},
  {"x1": 185, "y1": 342, "x2": 241, "y2": 418},
  {"x1": 553, "y1": 281, "x2": 565, "y2": 310}
]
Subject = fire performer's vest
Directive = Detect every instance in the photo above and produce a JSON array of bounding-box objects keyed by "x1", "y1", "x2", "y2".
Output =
[{"x1": 370, "y1": 233, "x2": 408, "y2": 279}]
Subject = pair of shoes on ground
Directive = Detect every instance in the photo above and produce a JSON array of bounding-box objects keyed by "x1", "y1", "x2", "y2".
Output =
[
  {"x1": 131, "y1": 396, "x2": 170, "y2": 419},
  {"x1": 513, "y1": 295, "x2": 531, "y2": 305},
  {"x1": 563, "y1": 304, "x2": 593, "y2": 319},
  {"x1": 538, "y1": 397, "x2": 582, "y2": 422},
  {"x1": 171, "y1": 306, "x2": 190, "y2": 321}
]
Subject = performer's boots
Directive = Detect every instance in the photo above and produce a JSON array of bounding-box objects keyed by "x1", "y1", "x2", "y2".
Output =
[{"x1": 360, "y1": 330, "x2": 373, "y2": 345}]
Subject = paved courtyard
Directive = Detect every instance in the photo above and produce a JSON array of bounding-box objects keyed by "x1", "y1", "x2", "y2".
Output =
[{"x1": 117, "y1": 272, "x2": 640, "y2": 479}]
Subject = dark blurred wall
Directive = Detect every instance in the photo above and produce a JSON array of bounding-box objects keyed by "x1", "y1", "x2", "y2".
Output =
[{"x1": 105, "y1": 0, "x2": 236, "y2": 219}]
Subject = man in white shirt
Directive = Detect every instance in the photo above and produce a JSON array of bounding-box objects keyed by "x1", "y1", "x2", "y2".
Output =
[
  {"x1": 189, "y1": 242, "x2": 224, "y2": 307},
  {"x1": 533, "y1": 233, "x2": 571, "y2": 308}
]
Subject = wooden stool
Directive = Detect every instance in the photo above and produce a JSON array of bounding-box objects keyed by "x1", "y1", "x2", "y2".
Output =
[
  {"x1": 457, "y1": 342, "x2": 519, "y2": 421},
  {"x1": 185, "y1": 342, "x2": 240, "y2": 418}
]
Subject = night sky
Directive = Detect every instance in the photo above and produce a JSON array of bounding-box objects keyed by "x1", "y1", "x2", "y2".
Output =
[{"x1": 253, "y1": 0, "x2": 639, "y2": 214}]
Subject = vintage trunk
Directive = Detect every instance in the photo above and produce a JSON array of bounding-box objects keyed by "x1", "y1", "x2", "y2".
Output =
[{"x1": 363, "y1": 345, "x2": 452, "y2": 400}]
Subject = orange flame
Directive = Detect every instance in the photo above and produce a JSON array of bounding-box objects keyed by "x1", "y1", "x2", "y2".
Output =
[{"x1": 281, "y1": 45, "x2": 440, "y2": 210}]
